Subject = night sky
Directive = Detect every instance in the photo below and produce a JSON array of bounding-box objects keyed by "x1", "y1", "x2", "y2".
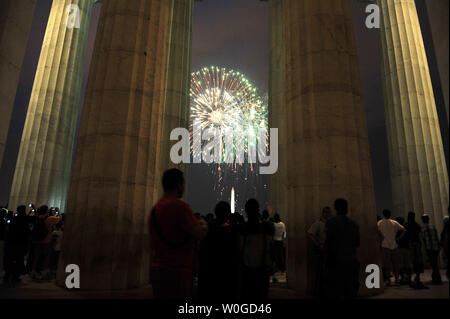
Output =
[{"x1": 0, "y1": 0, "x2": 448, "y2": 218}]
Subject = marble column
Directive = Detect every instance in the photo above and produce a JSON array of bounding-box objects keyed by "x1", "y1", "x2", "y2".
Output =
[
  {"x1": 278, "y1": 0, "x2": 381, "y2": 296},
  {"x1": 156, "y1": 0, "x2": 193, "y2": 201},
  {"x1": 57, "y1": 0, "x2": 193, "y2": 290},
  {"x1": 0, "y1": 0, "x2": 36, "y2": 167},
  {"x1": 8, "y1": 0, "x2": 96, "y2": 212},
  {"x1": 378, "y1": 0, "x2": 449, "y2": 232},
  {"x1": 425, "y1": 0, "x2": 449, "y2": 122}
]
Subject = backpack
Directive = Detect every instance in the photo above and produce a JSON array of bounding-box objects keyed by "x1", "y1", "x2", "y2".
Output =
[{"x1": 32, "y1": 217, "x2": 48, "y2": 242}]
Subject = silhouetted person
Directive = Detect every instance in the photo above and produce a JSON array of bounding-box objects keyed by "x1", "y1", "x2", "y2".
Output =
[
  {"x1": 205, "y1": 213, "x2": 214, "y2": 223},
  {"x1": 149, "y1": 169, "x2": 208, "y2": 299},
  {"x1": 262, "y1": 209, "x2": 275, "y2": 234},
  {"x1": 261, "y1": 209, "x2": 276, "y2": 283},
  {"x1": 230, "y1": 213, "x2": 245, "y2": 227},
  {"x1": 377, "y1": 209, "x2": 406, "y2": 285},
  {"x1": 25, "y1": 205, "x2": 36, "y2": 274},
  {"x1": 308, "y1": 206, "x2": 332, "y2": 298},
  {"x1": 0, "y1": 208, "x2": 7, "y2": 277},
  {"x1": 3, "y1": 206, "x2": 29, "y2": 285},
  {"x1": 405, "y1": 212, "x2": 425, "y2": 288},
  {"x1": 30, "y1": 205, "x2": 61, "y2": 280},
  {"x1": 240, "y1": 199, "x2": 273, "y2": 300},
  {"x1": 50, "y1": 222, "x2": 63, "y2": 278},
  {"x1": 395, "y1": 217, "x2": 411, "y2": 284},
  {"x1": 441, "y1": 211, "x2": 449, "y2": 280},
  {"x1": 198, "y1": 201, "x2": 240, "y2": 300},
  {"x1": 324, "y1": 199, "x2": 360, "y2": 299},
  {"x1": 421, "y1": 214, "x2": 442, "y2": 284}
]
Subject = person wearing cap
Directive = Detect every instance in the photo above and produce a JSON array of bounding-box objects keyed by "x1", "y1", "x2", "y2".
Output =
[{"x1": 421, "y1": 214, "x2": 442, "y2": 284}]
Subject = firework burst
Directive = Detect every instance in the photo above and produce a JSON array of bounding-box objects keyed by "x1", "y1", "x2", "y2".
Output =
[{"x1": 189, "y1": 66, "x2": 268, "y2": 202}]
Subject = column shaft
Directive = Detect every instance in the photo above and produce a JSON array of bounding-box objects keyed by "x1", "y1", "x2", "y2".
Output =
[
  {"x1": 9, "y1": 0, "x2": 95, "y2": 212},
  {"x1": 268, "y1": 0, "x2": 286, "y2": 221},
  {"x1": 156, "y1": 0, "x2": 193, "y2": 201},
  {"x1": 279, "y1": 0, "x2": 381, "y2": 296},
  {"x1": 0, "y1": 0, "x2": 36, "y2": 166},
  {"x1": 269, "y1": 0, "x2": 286, "y2": 212},
  {"x1": 57, "y1": 0, "x2": 192, "y2": 289},
  {"x1": 378, "y1": 0, "x2": 449, "y2": 231}
]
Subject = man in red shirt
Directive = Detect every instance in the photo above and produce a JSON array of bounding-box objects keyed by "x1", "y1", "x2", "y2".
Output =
[{"x1": 149, "y1": 168, "x2": 208, "y2": 299}]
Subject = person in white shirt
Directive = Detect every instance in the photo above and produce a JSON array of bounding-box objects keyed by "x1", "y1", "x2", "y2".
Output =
[
  {"x1": 272, "y1": 213, "x2": 286, "y2": 274},
  {"x1": 377, "y1": 209, "x2": 406, "y2": 286},
  {"x1": 307, "y1": 206, "x2": 332, "y2": 298}
]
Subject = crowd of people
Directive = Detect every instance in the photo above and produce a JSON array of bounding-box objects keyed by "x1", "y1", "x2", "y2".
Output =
[
  {"x1": 150, "y1": 168, "x2": 449, "y2": 300},
  {"x1": 149, "y1": 168, "x2": 288, "y2": 300},
  {"x1": 377, "y1": 209, "x2": 449, "y2": 288},
  {"x1": 1, "y1": 167, "x2": 448, "y2": 300},
  {"x1": 307, "y1": 205, "x2": 449, "y2": 298},
  {"x1": 149, "y1": 168, "x2": 361, "y2": 299},
  {"x1": 0, "y1": 205, "x2": 64, "y2": 285}
]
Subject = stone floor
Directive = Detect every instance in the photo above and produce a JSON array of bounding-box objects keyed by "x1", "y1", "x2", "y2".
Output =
[
  {"x1": 0, "y1": 270, "x2": 447, "y2": 299},
  {"x1": 369, "y1": 270, "x2": 449, "y2": 299}
]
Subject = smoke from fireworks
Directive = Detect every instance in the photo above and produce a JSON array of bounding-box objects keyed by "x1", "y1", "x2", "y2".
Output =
[{"x1": 189, "y1": 66, "x2": 268, "y2": 203}]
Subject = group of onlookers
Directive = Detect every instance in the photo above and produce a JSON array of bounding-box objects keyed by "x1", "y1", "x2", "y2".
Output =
[
  {"x1": 306, "y1": 205, "x2": 449, "y2": 298},
  {"x1": 2, "y1": 167, "x2": 448, "y2": 300},
  {"x1": 307, "y1": 202, "x2": 361, "y2": 298},
  {"x1": 377, "y1": 209, "x2": 449, "y2": 288},
  {"x1": 149, "y1": 168, "x2": 287, "y2": 300},
  {"x1": 150, "y1": 168, "x2": 367, "y2": 300},
  {"x1": 0, "y1": 205, "x2": 64, "y2": 285}
]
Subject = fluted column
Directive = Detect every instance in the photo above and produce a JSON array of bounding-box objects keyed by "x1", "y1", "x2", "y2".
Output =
[
  {"x1": 156, "y1": 0, "x2": 193, "y2": 201},
  {"x1": 9, "y1": 0, "x2": 96, "y2": 212},
  {"x1": 378, "y1": 0, "x2": 449, "y2": 232},
  {"x1": 0, "y1": 0, "x2": 36, "y2": 166},
  {"x1": 268, "y1": 0, "x2": 286, "y2": 222},
  {"x1": 279, "y1": 0, "x2": 381, "y2": 296},
  {"x1": 57, "y1": 0, "x2": 191, "y2": 290}
]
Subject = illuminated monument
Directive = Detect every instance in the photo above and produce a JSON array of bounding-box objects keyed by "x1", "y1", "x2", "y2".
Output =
[{"x1": 3, "y1": 0, "x2": 447, "y2": 295}]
